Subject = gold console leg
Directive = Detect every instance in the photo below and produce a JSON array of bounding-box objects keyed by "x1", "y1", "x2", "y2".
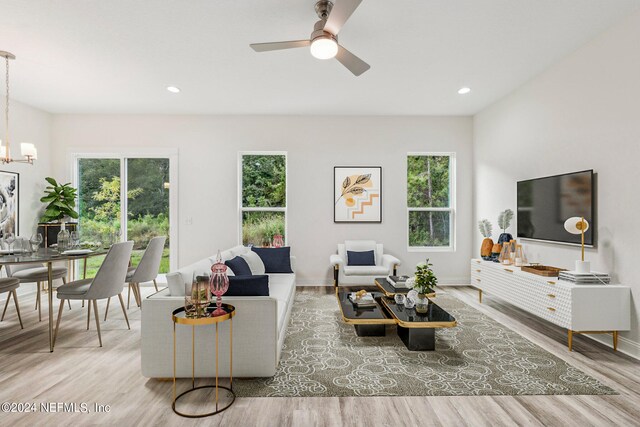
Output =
[
  {"x1": 613, "y1": 331, "x2": 618, "y2": 351},
  {"x1": 568, "y1": 329, "x2": 573, "y2": 351},
  {"x1": 478, "y1": 289, "x2": 482, "y2": 304}
]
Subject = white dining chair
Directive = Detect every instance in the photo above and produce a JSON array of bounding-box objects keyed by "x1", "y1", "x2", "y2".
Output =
[
  {"x1": 53, "y1": 241, "x2": 133, "y2": 348},
  {"x1": 124, "y1": 236, "x2": 166, "y2": 310}
]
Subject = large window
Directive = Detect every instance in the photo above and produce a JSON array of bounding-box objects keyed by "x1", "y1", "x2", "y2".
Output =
[
  {"x1": 407, "y1": 153, "x2": 455, "y2": 251},
  {"x1": 239, "y1": 152, "x2": 287, "y2": 246},
  {"x1": 74, "y1": 152, "x2": 177, "y2": 277}
]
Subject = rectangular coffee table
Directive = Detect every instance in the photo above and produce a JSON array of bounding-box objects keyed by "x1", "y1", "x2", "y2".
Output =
[
  {"x1": 337, "y1": 290, "x2": 456, "y2": 350},
  {"x1": 336, "y1": 291, "x2": 395, "y2": 336},
  {"x1": 379, "y1": 298, "x2": 456, "y2": 351}
]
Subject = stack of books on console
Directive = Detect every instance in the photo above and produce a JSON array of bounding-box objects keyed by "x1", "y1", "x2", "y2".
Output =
[
  {"x1": 558, "y1": 271, "x2": 611, "y2": 285},
  {"x1": 387, "y1": 275, "x2": 411, "y2": 289}
]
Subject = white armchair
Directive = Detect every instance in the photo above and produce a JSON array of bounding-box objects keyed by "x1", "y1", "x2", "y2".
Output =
[{"x1": 329, "y1": 240, "x2": 401, "y2": 287}]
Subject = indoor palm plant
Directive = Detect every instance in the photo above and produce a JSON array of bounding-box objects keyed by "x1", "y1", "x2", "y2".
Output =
[
  {"x1": 406, "y1": 259, "x2": 438, "y2": 313},
  {"x1": 40, "y1": 177, "x2": 79, "y2": 223}
]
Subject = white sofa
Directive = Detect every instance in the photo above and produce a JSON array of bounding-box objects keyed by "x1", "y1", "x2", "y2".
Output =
[
  {"x1": 329, "y1": 240, "x2": 401, "y2": 286},
  {"x1": 141, "y1": 245, "x2": 295, "y2": 378}
]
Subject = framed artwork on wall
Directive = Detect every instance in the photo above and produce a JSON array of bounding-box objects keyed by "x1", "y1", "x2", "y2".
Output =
[
  {"x1": 0, "y1": 170, "x2": 19, "y2": 238},
  {"x1": 334, "y1": 166, "x2": 382, "y2": 223}
]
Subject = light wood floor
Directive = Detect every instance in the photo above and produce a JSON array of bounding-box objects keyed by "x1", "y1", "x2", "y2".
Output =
[{"x1": 0, "y1": 285, "x2": 639, "y2": 426}]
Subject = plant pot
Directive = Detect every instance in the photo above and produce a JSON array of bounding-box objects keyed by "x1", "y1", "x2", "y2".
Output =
[{"x1": 415, "y1": 293, "x2": 429, "y2": 314}]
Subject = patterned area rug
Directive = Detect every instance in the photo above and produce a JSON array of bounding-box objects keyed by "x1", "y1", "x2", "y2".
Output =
[{"x1": 234, "y1": 292, "x2": 615, "y2": 397}]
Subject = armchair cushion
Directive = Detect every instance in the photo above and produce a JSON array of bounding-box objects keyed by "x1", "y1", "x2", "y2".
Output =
[
  {"x1": 346, "y1": 250, "x2": 375, "y2": 266},
  {"x1": 343, "y1": 265, "x2": 390, "y2": 276},
  {"x1": 225, "y1": 256, "x2": 252, "y2": 276},
  {"x1": 344, "y1": 240, "x2": 382, "y2": 265},
  {"x1": 251, "y1": 247, "x2": 294, "y2": 274}
]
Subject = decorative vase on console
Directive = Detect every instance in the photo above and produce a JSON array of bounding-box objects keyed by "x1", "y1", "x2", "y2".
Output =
[
  {"x1": 210, "y1": 250, "x2": 230, "y2": 316},
  {"x1": 191, "y1": 272, "x2": 211, "y2": 318},
  {"x1": 406, "y1": 259, "x2": 438, "y2": 314},
  {"x1": 496, "y1": 209, "x2": 514, "y2": 245},
  {"x1": 478, "y1": 219, "x2": 494, "y2": 260}
]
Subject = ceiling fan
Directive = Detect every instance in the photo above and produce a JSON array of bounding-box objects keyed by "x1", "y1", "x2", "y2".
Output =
[{"x1": 250, "y1": 0, "x2": 370, "y2": 76}]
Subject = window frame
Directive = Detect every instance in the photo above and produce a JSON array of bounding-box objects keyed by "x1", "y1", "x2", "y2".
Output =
[
  {"x1": 238, "y1": 151, "x2": 288, "y2": 246},
  {"x1": 406, "y1": 152, "x2": 456, "y2": 252},
  {"x1": 70, "y1": 148, "x2": 179, "y2": 271}
]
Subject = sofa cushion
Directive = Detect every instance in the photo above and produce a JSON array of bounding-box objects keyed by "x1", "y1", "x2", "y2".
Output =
[
  {"x1": 225, "y1": 256, "x2": 252, "y2": 276},
  {"x1": 225, "y1": 275, "x2": 269, "y2": 296},
  {"x1": 343, "y1": 265, "x2": 390, "y2": 276},
  {"x1": 347, "y1": 250, "x2": 375, "y2": 266},
  {"x1": 166, "y1": 258, "x2": 213, "y2": 296},
  {"x1": 251, "y1": 247, "x2": 293, "y2": 273},
  {"x1": 240, "y1": 251, "x2": 266, "y2": 275}
]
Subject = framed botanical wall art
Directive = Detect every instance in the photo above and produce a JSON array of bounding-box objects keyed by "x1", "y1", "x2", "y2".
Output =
[
  {"x1": 334, "y1": 166, "x2": 382, "y2": 223},
  {"x1": 0, "y1": 170, "x2": 19, "y2": 238}
]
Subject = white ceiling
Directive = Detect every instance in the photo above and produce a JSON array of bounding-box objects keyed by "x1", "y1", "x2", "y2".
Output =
[{"x1": 1, "y1": 0, "x2": 639, "y2": 115}]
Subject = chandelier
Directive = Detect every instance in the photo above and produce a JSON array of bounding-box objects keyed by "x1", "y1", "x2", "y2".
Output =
[{"x1": 0, "y1": 51, "x2": 37, "y2": 165}]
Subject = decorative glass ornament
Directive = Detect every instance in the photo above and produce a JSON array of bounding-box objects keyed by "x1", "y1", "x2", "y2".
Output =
[
  {"x1": 272, "y1": 234, "x2": 284, "y2": 248},
  {"x1": 210, "y1": 250, "x2": 230, "y2": 316},
  {"x1": 191, "y1": 272, "x2": 211, "y2": 318},
  {"x1": 499, "y1": 241, "x2": 512, "y2": 265}
]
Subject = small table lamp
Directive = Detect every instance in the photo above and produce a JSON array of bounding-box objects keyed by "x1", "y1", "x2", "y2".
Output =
[{"x1": 564, "y1": 216, "x2": 590, "y2": 273}]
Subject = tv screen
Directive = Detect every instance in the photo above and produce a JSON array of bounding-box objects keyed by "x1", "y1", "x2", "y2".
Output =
[{"x1": 517, "y1": 170, "x2": 594, "y2": 246}]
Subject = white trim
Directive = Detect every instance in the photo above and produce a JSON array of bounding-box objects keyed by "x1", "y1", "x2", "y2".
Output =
[
  {"x1": 69, "y1": 149, "x2": 179, "y2": 271},
  {"x1": 238, "y1": 151, "x2": 288, "y2": 246},
  {"x1": 406, "y1": 152, "x2": 456, "y2": 252}
]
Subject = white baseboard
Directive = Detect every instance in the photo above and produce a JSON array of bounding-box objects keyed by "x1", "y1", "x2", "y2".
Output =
[{"x1": 584, "y1": 332, "x2": 640, "y2": 361}]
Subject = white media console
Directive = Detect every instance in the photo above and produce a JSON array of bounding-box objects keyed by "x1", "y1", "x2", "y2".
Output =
[{"x1": 470, "y1": 259, "x2": 630, "y2": 351}]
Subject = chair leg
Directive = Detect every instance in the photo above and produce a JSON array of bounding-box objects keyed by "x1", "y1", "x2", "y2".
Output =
[
  {"x1": 53, "y1": 299, "x2": 65, "y2": 347},
  {"x1": 35, "y1": 282, "x2": 40, "y2": 310},
  {"x1": 153, "y1": 279, "x2": 158, "y2": 292},
  {"x1": 62, "y1": 277, "x2": 71, "y2": 310},
  {"x1": 37, "y1": 284, "x2": 42, "y2": 322},
  {"x1": 12, "y1": 290, "x2": 23, "y2": 329},
  {"x1": 104, "y1": 297, "x2": 110, "y2": 321},
  {"x1": 87, "y1": 301, "x2": 92, "y2": 330},
  {"x1": 1, "y1": 291, "x2": 11, "y2": 321},
  {"x1": 118, "y1": 293, "x2": 130, "y2": 330},
  {"x1": 127, "y1": 283, "x2": 131, "y2": 309},
  {"x1": 135, "y1": 283, "x2": 142, "y2": 307},
  {"x1": 92, "y1": 300, "x2": 102, "y2": 347}
]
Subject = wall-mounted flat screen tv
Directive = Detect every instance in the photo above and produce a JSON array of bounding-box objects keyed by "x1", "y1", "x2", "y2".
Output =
[{"x1": 517, "y1": 170, "x2": 595, "y2": 246}]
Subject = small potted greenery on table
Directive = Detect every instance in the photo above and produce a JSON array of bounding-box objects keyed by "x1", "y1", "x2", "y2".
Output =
[{"x1": 406, "y1": 259, "x2": 438, "y2": 313}]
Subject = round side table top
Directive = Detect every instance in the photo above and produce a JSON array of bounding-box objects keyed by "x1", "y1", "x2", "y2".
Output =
[{"x1": 172, "y1": 303, "x2": 236, "y2": 325}]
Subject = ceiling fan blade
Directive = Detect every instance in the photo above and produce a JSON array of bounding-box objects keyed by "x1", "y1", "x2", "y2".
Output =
[
  {"x1": 250, "y1": 40, "x2": 310, "y2": 52},
  {"x1": 324, "y1": 0, "x2": 363, "y2": 35},
  {"x1": 335, "y1": 45, "x2": 370, "y2": 76}
]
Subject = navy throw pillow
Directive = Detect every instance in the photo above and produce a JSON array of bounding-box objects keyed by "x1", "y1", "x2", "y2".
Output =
[
  {"x1": 347, "y1": 250, "x2": 375, "y2": 266},
  {"x1": 251, "y1": 247, "x2": 293, "y2": 273},
  {"x1": 225, "y1": 256, "x2": 252, "y2": 276},
  {"x1": 225, "y1": 275, "x2": 269, "y2": 296}
]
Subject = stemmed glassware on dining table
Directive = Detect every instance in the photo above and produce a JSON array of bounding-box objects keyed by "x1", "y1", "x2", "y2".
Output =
[
  {"x1": 70, "y1": 231, "x2": 80, "y2": 249},
  {"x1": 4, "y1": 232, "x2": 15, "y2": 253},
  {"x1": 30, "y1": 233, "x2": 43, "y2": 252}
]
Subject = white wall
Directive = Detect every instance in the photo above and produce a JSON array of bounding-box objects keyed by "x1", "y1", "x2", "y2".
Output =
[
  {"x1": 474, "y1": 11, "x2": 640, "y2": 354},
  {"x1": 0, "y1": 99, "x2": 52, "y2": 238},
  {"x1": 50, "y1": 115, "x2": 473, "y2": 285}
]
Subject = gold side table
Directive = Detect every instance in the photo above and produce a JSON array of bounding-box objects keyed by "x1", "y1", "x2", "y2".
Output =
[{"x1": 172, "y1": 303, "x2": 236, "y2": 418}]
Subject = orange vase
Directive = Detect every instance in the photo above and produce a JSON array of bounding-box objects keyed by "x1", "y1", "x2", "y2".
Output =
[{"x1": 481, "y1": 238, "x2": 494, "y2": 258}]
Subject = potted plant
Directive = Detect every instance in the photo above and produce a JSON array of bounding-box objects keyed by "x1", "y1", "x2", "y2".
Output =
[
  {"x1": 497, "y1": 209, "x2": 514, "y2": 244},
  {"x1": 478, "y1": 219, "x2": 494, "y2": 260},
  {"x1": 406, "y1": 259, "x2": 438, "y2": 313},
  {"x1": 38, "y1": 177, "x2": 79, "y2": 246}
]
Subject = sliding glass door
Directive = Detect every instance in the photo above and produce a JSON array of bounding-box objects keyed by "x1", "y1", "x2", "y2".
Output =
[{"x1": 75, "y1": 153, "x2": 176, "y2": 277}]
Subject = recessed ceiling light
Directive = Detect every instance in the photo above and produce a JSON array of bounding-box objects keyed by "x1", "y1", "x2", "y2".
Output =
[
  {"x1": 166, "y1": 86, "x2": 181, "y2": 93},
  {"x1": 458, "y1": 87, "x2": 471, "y2": 95}
]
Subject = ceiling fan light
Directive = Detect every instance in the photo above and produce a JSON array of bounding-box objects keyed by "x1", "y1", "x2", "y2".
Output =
[{"x1": 310, "y1": 37, "x2": 338, "y2": 60}]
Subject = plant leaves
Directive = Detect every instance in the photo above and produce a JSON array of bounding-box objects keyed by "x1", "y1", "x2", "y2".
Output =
[
  {"x1": 348, "y1": 187, "x2": 364, "y2": 195},
  {"x1": 45, "y1": 177, "x2": 58, "y2": 186},
  {"x1": 355, "y1": 174, "x2": 371, "y2": 185},
  {"x1": 342, "y1": 176, "x2": 351, "y2": 189}
]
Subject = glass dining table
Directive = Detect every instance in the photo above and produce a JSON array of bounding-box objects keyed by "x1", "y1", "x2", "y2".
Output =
[{"x1": 0, "y1": 248, "x2": 109, "y2": 352}]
